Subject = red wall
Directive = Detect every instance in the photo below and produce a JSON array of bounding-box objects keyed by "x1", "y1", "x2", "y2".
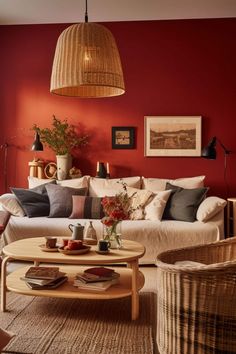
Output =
[{"x1": 0, "y1": 19, "x2": 236, "y2": 198}]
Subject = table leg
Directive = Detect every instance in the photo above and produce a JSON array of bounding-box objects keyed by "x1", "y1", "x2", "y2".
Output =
[
  {"x1": 128, "y1": 259, "x2": 139, "y2": 320},
  {"x1": 34, "y1": 261, "x2": 40, "y2": 266},
  {"x1": 1, "y1": 256, "x2": 10, "y2": 312}
]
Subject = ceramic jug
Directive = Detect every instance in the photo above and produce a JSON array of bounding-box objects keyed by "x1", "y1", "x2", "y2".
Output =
[{"x1": 68, "y1": 223, "x2": 84, "y2": 240}]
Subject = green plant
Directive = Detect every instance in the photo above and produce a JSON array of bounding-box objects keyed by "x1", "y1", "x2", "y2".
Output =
[{"x1": 33, "y1": 116, "x2": 88, "y2": 155}]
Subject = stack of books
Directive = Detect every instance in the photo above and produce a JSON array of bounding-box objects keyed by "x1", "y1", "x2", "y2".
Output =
[
  {"x1": 20, "y1": 266, "x2": 68, "y2": 290},
  {"x1": 73, "y1": 267, "x2": 120, "y2": 291}
]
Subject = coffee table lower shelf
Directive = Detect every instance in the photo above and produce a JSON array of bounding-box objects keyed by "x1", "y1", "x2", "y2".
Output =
[{"x1": 7, "y1": 265, "x2": 145, "y2": 302}]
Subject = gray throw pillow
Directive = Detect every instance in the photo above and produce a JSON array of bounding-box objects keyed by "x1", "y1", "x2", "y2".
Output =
[
  {"x1": 46, "y1": 184, "x2": 87, "y2": 218},
  {"x1": 11, "y1": 183, "x2": 53, "y2": 218},
  {"x1": 163, "y1": 182, "x2": 208, "y2": 222}
]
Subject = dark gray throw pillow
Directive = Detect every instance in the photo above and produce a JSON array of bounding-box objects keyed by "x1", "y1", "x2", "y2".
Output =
[
  {"x1": 10, "y1": 180, "x2": 57, "y2": 218},
  {"x1": 163, "y1": 182, "x2": 208, "y2": 222},
  {"x1": 11, "y1": 187, "x2": 50, "y2": 218},
  {"x1": 45, "y1": 184, "x2": 87, "y2": 218}
]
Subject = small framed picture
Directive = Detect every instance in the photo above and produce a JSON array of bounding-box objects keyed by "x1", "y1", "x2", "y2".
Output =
[{"x1": 112, "y1": 127, "x2": 135, "y2": 149}]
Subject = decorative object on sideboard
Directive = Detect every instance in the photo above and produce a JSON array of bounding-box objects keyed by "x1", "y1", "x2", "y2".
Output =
[
  {"x1": 144, "y1": 116, "x2": 202, "y2": 157},
  {"x1": 69, "y1": 167, "x2": 82, "y2": 179},
  {"x1": 28, "y1": 132, "x2": 44, "y2": 179},
  {"x1": 44, "y1": 162, "x2": 57, "y2": 179},
  {"x1": 202, "y1": 136, "x2": 232, "y2": 196},
  {"x1": 50, "y1": 0, "x2": 125, "y2": 98},
  {"x1": 33, "y1": 116, "x2": 88, "y2": 180},
  {"x1": 96, "y1": 162, "x2": 107, "y2": 178},
  {"x1": 112, "y1": 127, "x2": 135, "y2": 149}
]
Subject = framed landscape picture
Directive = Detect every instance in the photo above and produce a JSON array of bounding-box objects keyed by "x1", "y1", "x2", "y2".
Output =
[
  {"x1": 112, "y1": 127, "x2": 135, "y2": 149},
  {"x1": 144, "y1": 116, "x2": 202, "y2": 157}
]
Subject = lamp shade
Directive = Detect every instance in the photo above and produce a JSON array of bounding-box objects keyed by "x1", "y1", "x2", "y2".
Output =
[
  {"x1": 202, "y1": 136, "x2": 216, "y2": 159},
  {"x1": 31, "y1": 132, "x2": 43, "y2": 151},
  {"x1": 50, "y1": 23, "x2": 125, "y2": 98}
]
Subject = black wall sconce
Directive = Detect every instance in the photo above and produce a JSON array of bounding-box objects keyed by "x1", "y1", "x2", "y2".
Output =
[
  {"x1": 202, "y1": 136, "x2": 231, "y2": 159},
  {"x1": 202, "y1": 136, "x2": 232, "y2": 196}
]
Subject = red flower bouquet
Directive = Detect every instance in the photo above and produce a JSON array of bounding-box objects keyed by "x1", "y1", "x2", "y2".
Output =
[{"x1": 101, "y1": 191, "x2": 133, "y2": 247}]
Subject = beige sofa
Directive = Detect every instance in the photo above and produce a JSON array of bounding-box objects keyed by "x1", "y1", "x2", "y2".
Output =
[{"x1": 0, "y1": 175, "x2": 226, "y2": 264}]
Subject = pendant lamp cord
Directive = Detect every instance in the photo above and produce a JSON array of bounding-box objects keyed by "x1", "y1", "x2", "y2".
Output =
[{"x1": 85, "y1": 0, "x2": 88, "y2": 22}]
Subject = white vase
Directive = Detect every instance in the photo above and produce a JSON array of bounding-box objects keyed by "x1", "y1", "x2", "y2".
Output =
[{"x1": 56, "y1": 154, "x2": 72, "y2": 180}]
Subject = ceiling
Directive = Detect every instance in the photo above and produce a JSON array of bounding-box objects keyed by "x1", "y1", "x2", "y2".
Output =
[{"x1": 0, "y1": 0, "x2": 236, "y2": 25}]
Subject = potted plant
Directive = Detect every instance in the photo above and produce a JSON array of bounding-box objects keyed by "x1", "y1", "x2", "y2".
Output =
[{"x1": 33, "y1": 115, "x2": 88, "y2": 180}]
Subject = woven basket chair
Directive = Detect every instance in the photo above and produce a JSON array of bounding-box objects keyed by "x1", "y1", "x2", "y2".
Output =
[{"x1": 156, "y1": 237, "x2": 236, "y2": 354}]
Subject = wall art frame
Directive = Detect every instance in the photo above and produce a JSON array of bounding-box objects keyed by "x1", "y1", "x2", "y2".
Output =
[
  {"x1": 112, "y1": 126, "x2": 135, "y2": 149},
  {"x1": 144, "y1": 116, "x2": 202, "y2": 157}
]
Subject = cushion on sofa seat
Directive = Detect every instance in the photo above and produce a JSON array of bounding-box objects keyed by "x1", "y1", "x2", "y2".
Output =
[
  {"x1": 28, "y1": 176, "x2": 57, "y2": 188},
  {"x1": 126, "y1": 187, "x2": 153, "y2": 220},
  {"x1": 163, "y1": 183, "x2": 208, "y2": 222},
  {"x1": 144, "y1": 190, "x2": 172, "y2": 221},
  {"x1": 11, "y1": 184, "x2": 51, "y2": 218},
  {"x1": 89, "y1": 176, "x2": 141, "y2": 197},
  {"x1": 56, "y1": 176, "x2": 89, "y2": 189},
  {"x1": 196, "y1": 196, "x2": 226, "y2": 222},
  {"x1": 69, "y1": 195, "x2": 105, "y2": 219},
  {"x1": 142, "y1": 175, "x2": 205, "y2": 192},
  {"x1": 46, "y1": 184, "x2": 87, "y2": 217},
  {"x1": 0, "y1": 193, "x2": 25, "y2": 216}
]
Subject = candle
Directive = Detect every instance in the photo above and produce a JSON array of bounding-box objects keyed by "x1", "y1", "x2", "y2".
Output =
[
  {"x1": 106, "y1": 162, "x2": 110, "y2": 174},
  {"x1": 96, "y1": 161, "x2": 99, "y2": 172}
]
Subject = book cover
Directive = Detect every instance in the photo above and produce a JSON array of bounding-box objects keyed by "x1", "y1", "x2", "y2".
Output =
[
  {"x1": 73, "y1": 278, "x2": 119, "y2": 291},
  {"x1": 21, "y1": 271, "x2": 66, "y2": 286},
  {"x1": 83, "y1": 267, "x2": 115, "y2": 278},
  {"x1": 26, "y1": 276, "x2": 68, "y2": 290},
  {"x1": 25, "y1": 267, "x2": 60, "y2": 280},
  {"x1": 75, "y1": 271, "x2": 120, "y2": 284}
]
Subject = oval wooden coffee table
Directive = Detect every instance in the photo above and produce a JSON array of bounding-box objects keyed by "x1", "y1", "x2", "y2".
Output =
[{"x1": 1, "y1": 238, "x2": 145, "y2": 320}]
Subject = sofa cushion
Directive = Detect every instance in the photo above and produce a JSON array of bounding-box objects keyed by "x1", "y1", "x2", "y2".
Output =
[
  {"x1": 196, "y1": 196, "x2": 226, "y2": 222},
  {"x1": 144, "y1": 190, "x2": 172, "y2": 221},
  {"x1": 69, "y1": 196, "x2": 105, "y2": 219},
  {"x1": 142, "y1": 175, "x2": 205, "y2": 191},
  {"x1": 89, "y1": 177, "x2": 141, "y2": 197},
  {"x1": 11, "y1": 184, "x2": 51, "y2": 218},
  {"x1": 46, "y1": 184, "x2": 87, "y2": 218},
  {"x1": 163, "y1": 183, "x2": 208, "y2": 222},
  {"x1": 28, "y1": 176, "x2": 56, "y2": 188},
  {"x1": 126, "y1": 187, "x2": 153, "y2": 220},
  {"x1": 0, "y1": 193, "x2": 25, "y2": 216},
  {"x1": 56, "y1": 176, "x2": 89, "y2": 189}
]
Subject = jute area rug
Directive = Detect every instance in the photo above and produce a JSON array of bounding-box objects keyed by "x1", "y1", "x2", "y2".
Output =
[{"x1": 0, "y1": 292, "x2": 156, "y2": 354}]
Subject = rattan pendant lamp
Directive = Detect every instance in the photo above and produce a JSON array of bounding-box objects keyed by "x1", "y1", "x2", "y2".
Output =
[{"x1": 50, "y1": 0, "x2": 125, "y2": 98}]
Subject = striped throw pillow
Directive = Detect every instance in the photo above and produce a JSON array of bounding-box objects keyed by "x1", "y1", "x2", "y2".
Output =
[{"x1": 69, "y1": 196, "x2": 105, "y2": 219}]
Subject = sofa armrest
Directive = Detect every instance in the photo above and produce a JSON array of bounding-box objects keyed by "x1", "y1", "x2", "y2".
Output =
[{"x1": 0, "y1": 210, "x2": 10, "y2": 233}]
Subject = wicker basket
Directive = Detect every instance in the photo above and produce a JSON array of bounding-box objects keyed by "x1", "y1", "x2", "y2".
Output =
[{"x1": 156, "y1": 237, "x2": 236, "y2": 354}]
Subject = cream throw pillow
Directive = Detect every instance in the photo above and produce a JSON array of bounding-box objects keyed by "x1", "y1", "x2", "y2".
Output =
[
  {"x1": 57, "y1": 176, "x2": 89, "y2": 189},
  {"x1": 126, "y1": 187, "x2": 153, "y2": 220},
  {"x1": 28, "y1": 176, "x2": 55, "y2": 188},
  {"x1": 144, "y1": 190, "x2": 172, "y2": 221},
  {"x1": 196, "y1": 196, "x2": 226, "y2": 222},
  {"x1": 0, "y1": 193, "x2": 25, "y2": 216},
  {"x1": 89, "y1": 177, "x2": 141, "y2": 197},
  {"x1": 142, "y1": 176, "x2": 205, "y2": 191}
]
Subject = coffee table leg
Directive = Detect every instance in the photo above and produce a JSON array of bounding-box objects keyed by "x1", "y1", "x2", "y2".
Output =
[
  {"x1": 129, "y1": 259, "x2": 139, "y2": 320},
  {"x1": 1, "y1": 256, "x2": 10, "y2": 312}
]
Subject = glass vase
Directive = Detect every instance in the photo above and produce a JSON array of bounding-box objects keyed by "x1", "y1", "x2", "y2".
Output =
[{"x1": 103, "y1": 222, "x2": 122, "y2": 249}]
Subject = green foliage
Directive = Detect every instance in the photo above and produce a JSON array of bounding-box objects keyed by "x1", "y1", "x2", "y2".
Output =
[{"x1": 33, "y1": 116, "x2": 88, "y2": 155}]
